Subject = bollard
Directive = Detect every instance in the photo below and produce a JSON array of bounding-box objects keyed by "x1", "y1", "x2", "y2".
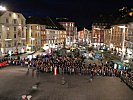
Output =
[
  {"x1": 22, "y1": 95, "x2": 27, "y2": 100},
  {"x1": 27, "y1": 95, "x2": 32, "y2": 100}
]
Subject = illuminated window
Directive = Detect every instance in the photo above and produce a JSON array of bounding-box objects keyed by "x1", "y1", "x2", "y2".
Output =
[
  {"x1": 72, "y1": 23, "x2": 74, "y2": 27},
  {"x1": 70, "y1": 23, "x2": 71, "y2": 27},
  {"x1": 66, "y1": 23, "x2": 68, "y2": 26},
  {"x1": 31, "y1": 32, "x2": 32, "y2": 37},
  {"x1": 37, "y1": 26, "x2": 39, "y2": 30}
]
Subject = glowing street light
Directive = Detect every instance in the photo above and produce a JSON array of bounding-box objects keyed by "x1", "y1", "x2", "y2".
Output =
[{"x1": 0, "y1": 5, "x2": 7, "y2": 11}]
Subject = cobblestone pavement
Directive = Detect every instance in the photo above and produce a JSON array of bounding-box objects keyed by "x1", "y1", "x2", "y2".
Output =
[{"x1": 0, "y1": 66, "x2": 133, "y2": 100}]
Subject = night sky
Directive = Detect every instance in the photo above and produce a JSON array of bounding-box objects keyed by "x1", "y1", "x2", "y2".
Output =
[{"x1": 0, "y1": 0, "x2": 132, "y2": 27}]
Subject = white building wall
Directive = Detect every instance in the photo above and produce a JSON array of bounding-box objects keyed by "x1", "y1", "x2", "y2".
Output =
[{"x1": 0, "y1": 11, "x2": 26, "y2": 54}]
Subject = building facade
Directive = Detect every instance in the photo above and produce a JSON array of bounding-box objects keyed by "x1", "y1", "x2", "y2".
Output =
[
  {"x1": 56, "y1": 18, "x2": 77, "y2": 46},
  {"x1": 0, "y1": 10, "x2": 26, "y2": 54},
  {"x1": 127, "y1": 22, "x2": 133, "y2": 59},
  {"x1": 110, "y1": 24, "x2": 128, "y2": 54},
  {"x1": 91, "y1": 23, "x2": 107, "y2": 48},
  {"x1": 78, "y1": 27, "x2": 91, "y2": 45},
  {"x1": 103, "y1": 26, "x2": 111, "y2": 48},
  {"x1": 45, "y1": 29, "x2": 66, "y2": 49},
  {"x1": 26, "y1": 17, "x2": 66, "y2": 52},
  {"x1": 26, "y1": 24, "x2": 42, "y2": 52}
]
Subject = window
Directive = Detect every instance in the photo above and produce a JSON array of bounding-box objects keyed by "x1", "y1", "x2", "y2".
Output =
[
  {"x1": 72, "y1": 23, "x2": 74, "y2": 27},
  {"x1": 22, "y1": 32, "x2": 24, "y2": 38},
  {"x1": 70, "y1": 23, "x2": 71, "y2": 27},
  {"x1": 14, "y1": 27, "x2": 16, "y2": 31},
  {"x1": 8, "y1": 43, "x2": 11, "y2": 47},
  {"x1": 6, "y1": 18, "x2": 9, "y2": 23},
  {"x1": 14, "y1": 41, "x2": 17, "y2": 46},
  {"x1": 13, "y1": 19, "x2": 17, "y2": 24},
  {"x1": 7, "y1": 33, "x2": 10, "y2": 39},
  {"x1": 37, "y1": 26, "x2": 39, "y2": 30},
  {"x1": 31, "y1": 26, "x2": 32, "y2": 29},
  {"x1": 31, "y1": 32, "x2": 32, "y2": 37},
  {"x1": 9, "y1": 13, "x2": 11, "y2": 17},
  {"x1": 38, "y1": 32, "x2": 40, "y2": 37},
  {"x1": 36, "y1": 32, "x2": 37, "y2": 37},
  {"x1": 18, "y1": 15, "x2": 20, "y2": 18},
  {"x1": 14, "y1": 34, "x2": 16, "y2": 38},
  {"x1": 21, "y1": 20, "x2": 24, "y2": 25}
]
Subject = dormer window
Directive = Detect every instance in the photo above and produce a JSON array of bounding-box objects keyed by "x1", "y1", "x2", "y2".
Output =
[
  {"x1": 9, "y1": 13, "x2": 11, "y2": 17},
  {"x1": 18, "y1": 15, "x2": 20, "y2": 18},
  {"x1": 6, "y1": 18, "x2": 9, "y2": 23}
]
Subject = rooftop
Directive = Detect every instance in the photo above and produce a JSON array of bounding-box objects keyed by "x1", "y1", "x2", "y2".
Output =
[
  {"x1": 56, "y1": 18, "x2": 75, "y2": 22},
  {"x1": 26, "y1": 16, "x2": 66, "y2": 30},
  {"x1": 0, "y1": 11, "x2": 6, "y2": 16}
]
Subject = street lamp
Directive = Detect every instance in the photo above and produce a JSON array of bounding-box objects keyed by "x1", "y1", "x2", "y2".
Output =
[{"x1": 118, "y1": 25, "x2": 127, "y2": 62}]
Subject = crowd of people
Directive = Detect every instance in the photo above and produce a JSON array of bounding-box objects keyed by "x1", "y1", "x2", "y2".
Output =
[
  {"x1": 0, "y1": 53, "x2": 132, "y2": 85},
  {"x1": 4, "y1": 54, "x2": 130, "y2": 79}
]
